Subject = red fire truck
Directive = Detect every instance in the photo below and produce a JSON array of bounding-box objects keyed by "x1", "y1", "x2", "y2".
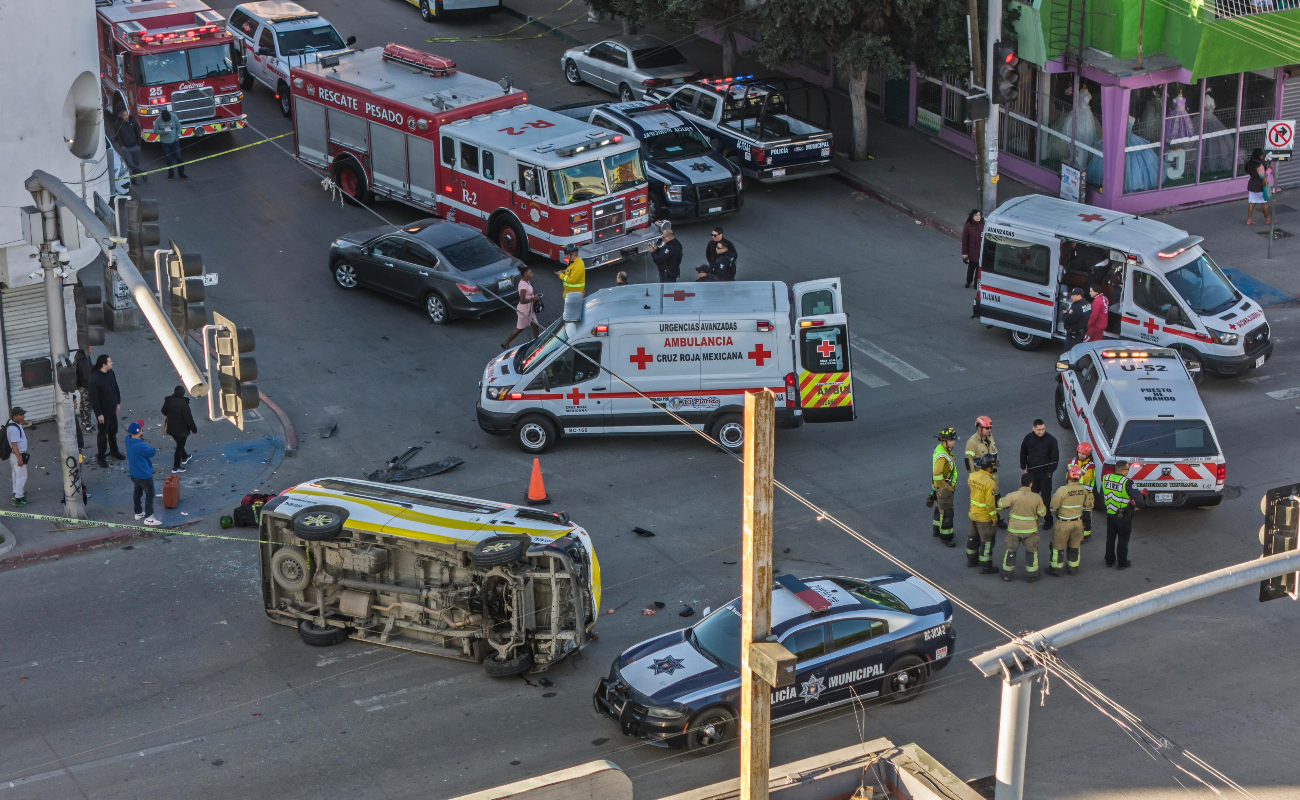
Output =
[
  {"x1": 289, "y1": 44, "x2": 658, "y2": 264},
  {"x1": 97, "y1": 0, "x2": 246, "y2": 142}
]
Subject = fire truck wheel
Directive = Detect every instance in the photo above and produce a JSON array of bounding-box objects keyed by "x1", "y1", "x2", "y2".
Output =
[
  {"x1": 514, "y1": 415, "x2": 556, "y2": 454},
  {"x1": 492, "y1": 217, "x2": 527, "y2": 258},
  {"x1": 618, "y1": 84, "x2": 636, "y2": 103},
  {"x1": 277, "y1": 82, "x2": 293, "y2": 117},
  {"x1": 333, "y1": 160, "x2": 370, "y2": 205},
  {"x1": 1008, "y1": 329, "x2": 1044, "y2": 351},
  {"x1": 420, "y1": 0, "x2": 436, "y2": 21},
  {"x1": 239, "y1": 67, "x2": 254, "y2": 91},
  {"x1": 425, "y1": 292, "x2": 449, "y2": 324},
  {"x1": 564, "y1": 60, "x2": 583, "y2": 85},
  {"x1": 648, "y1": 196, "x2": 662, "y2": 222}
]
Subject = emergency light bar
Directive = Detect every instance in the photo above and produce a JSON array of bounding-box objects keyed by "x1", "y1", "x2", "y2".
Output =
[
  {"x1": 1099, "y1": 348, "x2": 1176, "y2": 359},
  {"x1": 774, "y1": 574, "x2": 833, "y2": 612},
  {"x1": 1157, "y1": 235, "x2": 1204, "y2": 258},
  {"x1": 382, "y1": 44, "x2": 456, "y2": 77},
  {"x1": 555, "y1": 135, "x2": 623, "y2": 158}
]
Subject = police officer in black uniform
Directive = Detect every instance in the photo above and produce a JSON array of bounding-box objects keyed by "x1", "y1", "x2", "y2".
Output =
[{"x1": 1062, "y1": 286, "x2": 1089, "y2": 352}]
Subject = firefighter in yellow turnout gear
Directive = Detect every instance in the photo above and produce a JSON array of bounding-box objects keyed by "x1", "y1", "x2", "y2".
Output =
[
  {"x1": 967, "y1": 454, "x2": 1000, "y2": 573},
  {"x1": 965, "y1": 416, "x2": 1005, "y2": 528},
  {"x1": 998, "y1": 472, "x2": 1046, "y2": 582},
  {"x1": 1048, "y1": 464, "x2": 1094, "y2": 576},
  {"x1": 556, "y1": 243, "x2": 586, "y2": 297},
  {"x1": 1069, "y1": 442, "x2": 1097, "y2": 539},
  {"x1": 931, "y1": 428, "x2": 957, "y2": 547}
]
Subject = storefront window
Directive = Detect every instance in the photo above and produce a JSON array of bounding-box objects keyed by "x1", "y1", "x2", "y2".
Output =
[
  {"x1": 1237, "y1": 69, "x2": 1277, "y2": 176},
  {"x1": 1201, "y1": 74, "x2": 1240, "y2": 182},
  {"x1": 1162, "y1": 82, "x2": 1201, "y2": 188},
  {"x1": 1124, "y1": 87, "x2": 1162, "y2": 193},
  {"x1": 1041, "y1": 74, "x2": 1103, "y2": 187}
]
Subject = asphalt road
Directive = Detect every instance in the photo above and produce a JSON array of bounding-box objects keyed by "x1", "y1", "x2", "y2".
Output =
[{"x1": 3, "y1": 2, "x2": 1299, "y2": 798}]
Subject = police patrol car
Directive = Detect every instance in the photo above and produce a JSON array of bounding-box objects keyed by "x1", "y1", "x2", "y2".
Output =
[
  {"x1": 1055, "y1": 342, "x2": 1225, "y2": 507},
  {"x1": 646, "y1": 77, "x2": 835, "y2": 183},
  {"x1": 593, "y1": 574, "x2": 954, "y2": 754},
  {"x1": 553, "y1": 100, "x2": 744, "y2": 221},
  {"x1": 227, "y1": 1, "x2": 354, "y2": 117},
  {"x1": 476, "y1": 280, "x2": 856, "y2": 453}
]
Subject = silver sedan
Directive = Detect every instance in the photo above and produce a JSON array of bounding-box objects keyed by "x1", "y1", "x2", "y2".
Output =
[{"x1": 561, "y1": 35, "x2": 700, "y2": 102}]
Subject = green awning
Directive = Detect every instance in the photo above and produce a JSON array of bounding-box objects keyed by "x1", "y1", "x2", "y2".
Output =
[{"x1": 1010, "y1": 0, "x2": 1047, "y2": 67}]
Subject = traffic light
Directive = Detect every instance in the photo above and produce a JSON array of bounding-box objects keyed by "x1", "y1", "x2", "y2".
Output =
[
  {"x1": 213, "y1": 311, "x2": 258, "y2": 430},
  {"x1": 165, "y1": 241, "x2": 206, "y2": 334},
  {"x1": 124, "y1": 196, "x2": 159, "y2": 269},
  {"x1": 992, "y1": 41, "x2": 1020, "y2": 106},
  {"x1": 73, "y1": 279, "x2": 106, "y2": 349},
  {"x1": 1260, "y1": 484, "x2": 1300, "y2": 602}
]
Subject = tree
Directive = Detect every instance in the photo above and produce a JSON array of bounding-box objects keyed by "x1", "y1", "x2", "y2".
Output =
[
  {"x1": 749, "y1": 0, "x2": 968, "y2": 161},
  {"x1": 586, "y1": 0, "x2": 664, "y2": 35},
  {"x1": 666, "y1": 0, "x2": 746, "y2": 76}
]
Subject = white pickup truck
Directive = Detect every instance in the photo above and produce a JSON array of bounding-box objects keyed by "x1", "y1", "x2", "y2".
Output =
[{"x1": 227, "y1": 1, "x2": 354, "y2": 117}]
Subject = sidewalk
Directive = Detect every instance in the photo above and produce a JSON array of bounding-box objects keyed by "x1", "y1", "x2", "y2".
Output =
[{"x1": 505, "y1": 0, "x2": 1298, "y2": 306}]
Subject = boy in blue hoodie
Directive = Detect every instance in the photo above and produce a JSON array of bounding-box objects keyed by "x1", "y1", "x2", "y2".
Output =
[{"x1": 125, "y1": 420, "x2": 162, "y2": 526}]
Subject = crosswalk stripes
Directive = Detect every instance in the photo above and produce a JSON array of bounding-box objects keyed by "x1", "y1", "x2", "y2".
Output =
[
  {"x1": 853, "y1": 369, "x2": 889, "y2": 388},
  {"x1": 1265, "y1": 386, "x2": 1300, "y2": 400},
  {"x1": 849, "y1": 336, "x2": 929, "y2": 381}
]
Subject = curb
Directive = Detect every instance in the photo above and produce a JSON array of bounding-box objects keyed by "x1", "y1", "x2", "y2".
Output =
[
  {"x1": 0, "y1": 527, "x2": 156, "y2": 572},
  {"x1": 0, "y1": 519, "x2": 15, "y2": 558},
  {"x1": 500, "y1": 4, "x2": 585, "y2": 47},
  {"x1": 832, "y1": 165, "x2": 962, "y2": 242}
]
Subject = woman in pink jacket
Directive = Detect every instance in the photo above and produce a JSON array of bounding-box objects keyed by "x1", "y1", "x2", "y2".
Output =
[{"x1": 1086, "y1": 284, "x2": 1110, "y2": 341}]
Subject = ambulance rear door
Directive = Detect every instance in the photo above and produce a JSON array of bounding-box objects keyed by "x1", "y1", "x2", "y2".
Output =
[
  {"x1": 792, "y1": 279, "x2": 853, "y2": 423},
  {"x1": 977, "y1": 231, "x2": 1059, "y2": 342},
  {"x1": 611, "y1": 303, "x2": 704, "y2": 432}
]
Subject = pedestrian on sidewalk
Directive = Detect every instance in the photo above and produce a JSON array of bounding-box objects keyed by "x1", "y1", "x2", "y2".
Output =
[
  {"x1": 1019, "y1": 419, "x2": 1059, "y2": 528},
  {"x1": 961, "y1": 210, "x2": 984, "y2": 288},
  {"x1": 125, "y1": 420, "x2": 162, "y2": 526},
  {"x1": 1085, "y1": 284, "x2": 1109, "y2": 342},
  {"x1": 111, "y1": 108, "x2": 145, "y2": 184},
  {"x1": 4, "y1": 407, "x2": 29, "y2": 507},
  {"x1": 89, "y1": 354, "x2": 125, "y2": 468},
  {"x1": 1244, "y1": 148, "x2": 1272, "y2": 226},
  {"x1": 161, "y1": 386, "x2": 197, "y2": 473},
  {"x1": 153, "y1": 109, "x2": 188, "y2": 181},
  {"x1": 712, "y1": 241, "x2": 737, "y2": 281},
  {"x1": 651, "y1": 226, "x2": 682, "y2": 283},
  {"x1": 1062, "y1": 287, "x2": 1089, "y2": 352},
  {"x1": 74, "y1": 349, "x2": 94, "y2": 434},
  {"x1": 501, "y1": 265, "x2": 542, "y2": 350},
  {"x1": 705, "y1": 227, "x2": 736, "y2": 270}
]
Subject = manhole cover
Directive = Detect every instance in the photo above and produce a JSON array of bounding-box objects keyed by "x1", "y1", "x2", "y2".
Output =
[
  {"x1": 1224, "y1": 485, "x2": 1244, "y2": 500},
  {"x1": 1256, "y1": 227, "x2": 1292, "y2": 239},
  {"x1": 181, "y1": 474, "x2": 218, "y2": 489}
]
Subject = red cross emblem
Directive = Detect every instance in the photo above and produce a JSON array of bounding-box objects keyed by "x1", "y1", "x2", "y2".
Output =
[
  {"x1": 664, "y1": 290, "x2": 696, "y2": 301},
  {"x1": 629, "y1": 347, "x2": 653, "y2": 370},
  {"x1": 1143, "y1": 318, "x2": 1159, "y2": 334},
  {"x1": 816, "y1": 339, "x2": 836, "y2": 358},
  {"x1": 566, "y1": 387, "x2": 584, "y2": 405},
  {"x1": 1078, "y1": 213, "x2": 1106, "y2": 222},
  {"x1": 1015, "y1": 249, "x2": 1033, "y2": 265},
  {"x1": 748, "y1": 344, "x2": 772, "y2": 366}
]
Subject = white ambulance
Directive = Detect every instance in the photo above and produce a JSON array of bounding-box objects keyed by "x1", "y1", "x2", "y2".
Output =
[
  {"x1": 476, "y1": 280, "x2": 855, "y2": 452},
  {"x1": 976, "y1": 195, "x2": 1273, "y2": 376}
]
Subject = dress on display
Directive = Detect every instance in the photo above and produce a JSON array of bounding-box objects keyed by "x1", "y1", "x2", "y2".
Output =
[
  {"x1": 1164, "y1": 93, "x2": 1195, "y2": 142},
  {"x1": 1047, "y1": 86, "x2": 1099, "y2": 163},
  {"x1": 1199, "y1": 93, "x2": 1236, "y2": 176},
  {"x1": 1086, "y1": 118, "x2": 1160, "y2": 193}
]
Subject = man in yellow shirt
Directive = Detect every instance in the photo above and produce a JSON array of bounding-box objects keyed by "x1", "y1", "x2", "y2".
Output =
[
  {"x1": 967, "y1": 454, "x2": 999, "y2": 573},
  {"x1": 556, "y1": 244, "x2": 585, "y2": 297}
]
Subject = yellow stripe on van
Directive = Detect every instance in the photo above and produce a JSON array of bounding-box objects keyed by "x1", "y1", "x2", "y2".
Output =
[{"x1": 290, "y1": 487, "x2": 570, "y2": 542}]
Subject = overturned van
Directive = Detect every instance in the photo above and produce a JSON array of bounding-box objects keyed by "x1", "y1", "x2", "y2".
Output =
[{"x1": 258, "y1": 478, "x2": 601, "y2": 676}]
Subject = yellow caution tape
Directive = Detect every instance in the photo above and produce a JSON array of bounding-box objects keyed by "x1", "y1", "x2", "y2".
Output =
[
  {"x1": 133, "y1": 132, "x2": 293, "y2": 179},
  {"x1": 0, "y1": 508, "x2": 263, "y2": 544}
]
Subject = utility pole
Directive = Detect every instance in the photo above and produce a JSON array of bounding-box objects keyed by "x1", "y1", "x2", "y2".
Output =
[
  {"x1": 982, "y1": 0, "x2": 1003, "y2": 215},
  {"x1": 968, "y1": 0, "x2": 985, "y2": 212},
  {"x1": 28, "y1": 187, "x2": 87, "y2": 520}
]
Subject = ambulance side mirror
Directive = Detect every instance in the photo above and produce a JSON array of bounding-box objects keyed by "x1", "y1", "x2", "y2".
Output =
[{"x1": 1187, "y1": 361, "x2": 1201, "y2": 375}]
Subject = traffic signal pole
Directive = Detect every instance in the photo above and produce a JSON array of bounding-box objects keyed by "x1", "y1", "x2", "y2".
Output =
[{"x1": 981, "y1": 0, "x2": 1003, "y2": 216}]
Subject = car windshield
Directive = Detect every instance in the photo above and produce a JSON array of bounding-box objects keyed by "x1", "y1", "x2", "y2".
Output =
[
  {"x1": 632, "y1": 45, "x2": 688, "y2": 68},
  {"x1": 1115, "y1": 419, "x2": 1219, "y2": 458},
  {"x1": 516, "y1": 316, "x2": 568, "y2": 373},
  {"x1": 439, "y1": 236, "x2": 506, "y2": 272},
  {"x1": 603, "y1": 149, "x2": 646, "y2": 193},
  {"x1": 641, "y1": 126, "x2": 712, "y2": 159},
  {"x1": 277, "y1": 25, "x2": 346, "y2": 56},
  {"x1": 138, "y1": 45, "x2": 234, "y2": 84},
  {"x1": 690, "y1": 604, "x2": 742, "y2": 672},
  {"x1": 1164, "y1": 254, "x2": 1240, "y2": 316},
  {"x1": 549, "y1": 160, "x2": 608, "y2": 205}
]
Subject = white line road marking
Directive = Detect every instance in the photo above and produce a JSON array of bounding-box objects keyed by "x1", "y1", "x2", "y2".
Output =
[
  {"x1": 853, "y1": 369, "x2": 889, "y2": 388},
  {"x1": 1265, "y1": 387, "x2": 1300, "y2": 400},
  {"x1": 849, "y1": 337, "x2": 929, "y2": 381},
  {"x1": 3, "y1": 737, "x2": 203, "y2": 790},
  {"x1": 1242, "y1": 372, "x2": 1280, "y2": 384},
  {"x1": 353, "y1": 675, "x2": 468, "y2": 711},
  {"x1": 317, "y1": 648, "x2": 382, "y2": 667}
]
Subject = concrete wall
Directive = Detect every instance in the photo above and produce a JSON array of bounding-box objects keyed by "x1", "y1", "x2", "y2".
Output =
[
  {"x1": 0, "y1": 0, "x2": 109, "y2": 290},
  {"x1": 445, "y1": 760, "x2": 632, "y2": 800}
]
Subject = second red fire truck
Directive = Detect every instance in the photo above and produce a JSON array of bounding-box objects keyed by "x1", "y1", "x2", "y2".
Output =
[
  {"x1": 97, "y1": 0, "x2": 247, "y2": 142},
  {"x1": 289, "y1": 44, "x2": 658, "y2": 264}
]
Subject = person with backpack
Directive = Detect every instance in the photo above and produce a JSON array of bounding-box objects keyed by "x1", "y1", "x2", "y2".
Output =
[
  {"x1": 4, "y1": 407, "x2": 29, "y2": 507},
  {"x1": 161, "y1": 386, "x2": 198, "y2": 473},
  {"x1": 125, "y1": 420, "x2": 162, "y2": 526}
]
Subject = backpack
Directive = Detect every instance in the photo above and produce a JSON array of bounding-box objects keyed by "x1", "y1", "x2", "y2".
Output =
[
  {"x1": 232, "y1": 504, "x2": 258, "y2": 528},
  {"x1": 0, "y1": 420, "x2": 17, "y2": 460}
]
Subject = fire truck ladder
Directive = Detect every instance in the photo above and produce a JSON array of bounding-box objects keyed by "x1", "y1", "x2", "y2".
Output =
[{"x1": 1048, "y1": 0, "x2": 1087, "y2": 71}]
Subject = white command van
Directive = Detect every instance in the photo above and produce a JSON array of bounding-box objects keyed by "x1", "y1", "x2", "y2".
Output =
[
  {"x1": 1055, "y1": 342, "x2": 1224, "y2": 507},
  {"x1": 476, "y1": 280, "x2": 856, "y2": 452},
  {"x1": 976, "y1": 195, "x2": 1273, "y2": 376}
]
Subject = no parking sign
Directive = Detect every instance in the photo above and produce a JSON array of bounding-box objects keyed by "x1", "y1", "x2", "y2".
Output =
[{"x1": 1266, "y1": 119, "x2": 1295, "y2": 151}]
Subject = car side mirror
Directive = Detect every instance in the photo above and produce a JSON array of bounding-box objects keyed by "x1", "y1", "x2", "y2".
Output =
[
  {"x1": 345, "y1": 35, "x2": 356, "y2": 46},
  {"x1": 258, "y1": 45, "x2": 274, "y2": 56}
]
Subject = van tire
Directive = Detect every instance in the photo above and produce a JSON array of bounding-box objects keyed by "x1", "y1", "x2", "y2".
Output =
[
  {"x1": 711, "y1": 413, "x2": 744, "y2": 453},
  {"x1": 514, "y1": 415, "x2": 557, "y2": 454},
  {"x1": 472, "y1": 535, "x2": 526, "y2": 568},
  {"x1": 270, "y1": 546, "x2": 312, "y2": 591},
  {"x1": 291, "y1": 505, "x2": 347, "y2": 541},
  {"x1": 277, "y1": 81, "x2": 292, "y2": 117},
  {"x1": 420, "y1": 0, "x2": 436, "y2": 21},
  {"x1": 298, "y1": 619, "x2": 349, "y2": 647},
  {"x1": 1055, "y1": 386, "x2": 1070, "y2": 429},
  {"x1": 1009, "y1": 330, "x2": 1044, "y2": 351},
  {"x1": 483, "y1": 648, "x2": 533, "y2": 678}
]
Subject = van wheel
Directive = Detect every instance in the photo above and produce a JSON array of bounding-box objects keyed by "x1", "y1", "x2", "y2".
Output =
[
  {"x1": 492, "y1": 216, "x2": 527, "y2": 259},
  {"x1": 1055, "y1": 386, "x2": 1070, "y2": 429},
  {"x1": 881, "y1": 655, "x2": 928, "y2": 702},
  {"x1": 277, "y1": 81, "x2": 292, "y2": 117},
  {"x1": 270, "y1": 546, "x2": 312, "y2": 591},
  {"x1": 333, "y1": 160, "x2": 370, "y2": 206},
  {"x1": 239, "y1": 67, "x2": 254, "y2": 91},
  {"x1": 483, "y1": 648, "x2": 533, "y2": 678},
  {"x1": 472, "y1": 535, "x2": 526, "y2": 568},
  {"x1": 420, "y1": 0, "x2": 436, "y2": 20},
  {"x1": 1009, "y1": 330, "x2": 1044, "y2": 351},
  {"x1": 291, "y1": 505, "x2": 347, "y2": 541},
  {"x1": 711, "y1": 413, "x2": 744, "y2": 453},
  {"x1": 298, "y1": 619, "x2": 349, "y2": 647},
  {"x1": 514, "y1": 415, "x2": 556, "y2": 454},
  {"x1": 685, "y1": 707, "x2": 735, "y2": 755}
]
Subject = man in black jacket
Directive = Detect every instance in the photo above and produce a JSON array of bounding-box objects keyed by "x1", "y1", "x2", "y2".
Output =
[
  {"x1": 1062, "y1": 286, "x2": 1089, "y2": 352},
  {"x1": 111, "y1": 109, "x2": 145, "y2": 185},
  {"x1": 1020, "y1": 419, "x2": 1059, "y2": 527},
  {"x1": 705, "y1": 226, "x2": 737, "y2": 270},
  {"x1": 651, "y1": 226, "x2": 682, "y2": 283},
  {"x1": 88, "y1": 354, "x2": 125, "y2": 468}
]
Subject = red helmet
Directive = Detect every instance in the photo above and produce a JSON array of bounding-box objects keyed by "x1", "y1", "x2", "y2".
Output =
[
  {"x1": 1076, "y1": 442, "x2": 1092, "y2": 457},
  {"x1": 1068, "y1": 464, "x2": 1083, "y2": 479},
  {"x1": 975, "y1": 416, "x2": 993, "y2": 429}
]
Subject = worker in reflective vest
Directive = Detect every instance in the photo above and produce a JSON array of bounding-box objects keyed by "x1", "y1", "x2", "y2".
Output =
[
  {"x1": 1048, "y1": 464, "x2": 1093, "y2": 576},
  {"x1": 998, "y1": 472, "x2": 1046, "y2": 582},
  {"x1": 556, "y1": 243, "x2": 586, "y2": 297},
  {"x1": 931, "y1": 428, "x2": 957, "y2": 547},
  {"x1": 967, "y1": 454, "x2": 999, "y2": 573},
  {"x1": 1070, "y1": 442, "x2": 1097, "y2": 538},
  {"x1": 1102, "y1": 460, "x2": 1146, "y2": 570}
]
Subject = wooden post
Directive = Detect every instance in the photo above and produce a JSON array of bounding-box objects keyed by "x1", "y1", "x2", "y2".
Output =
[{"x1": 739, "y1": 389, "x2": 776, "y2": 800}]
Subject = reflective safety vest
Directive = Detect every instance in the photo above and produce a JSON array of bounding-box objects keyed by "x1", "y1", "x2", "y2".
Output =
[
  {"x1": 1071, "y1": 456, "x2": 1096, "y2": 490},
  {"x1": 932, "y1": 443, "x2": 956, "y2": 490},
  {"x1": 559, "y1": 257, "x2": 586, "y2": 295},
  {"x1": 1102, "y1": 473, "x2": 1133, "y2": 514},
  {"x1": 999, "y1": 487, "x2": 1045, "y2": 535}
]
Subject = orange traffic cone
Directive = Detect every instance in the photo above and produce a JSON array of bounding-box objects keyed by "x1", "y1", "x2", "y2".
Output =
[{"x1": 526, "y1": 458, "x2": 551, "y2": 505}]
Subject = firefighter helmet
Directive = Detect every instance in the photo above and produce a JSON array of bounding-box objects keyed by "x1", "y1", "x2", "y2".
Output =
[
  {"x1": 1076, "y1": 442, "x2": 1092, "y2": 457},
  {"x1": 1068, "y1": 464, "x2": 1083, "y2": 479},
  {"x1": 975, "y1": 454, "x2": 997, "y2": 469},
  {"x1": 936, "y1": 427, "x2": 957, "y2": 441},
  {"x1": 975, "y1": 415, "x2": 993, "y2": 429}
]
